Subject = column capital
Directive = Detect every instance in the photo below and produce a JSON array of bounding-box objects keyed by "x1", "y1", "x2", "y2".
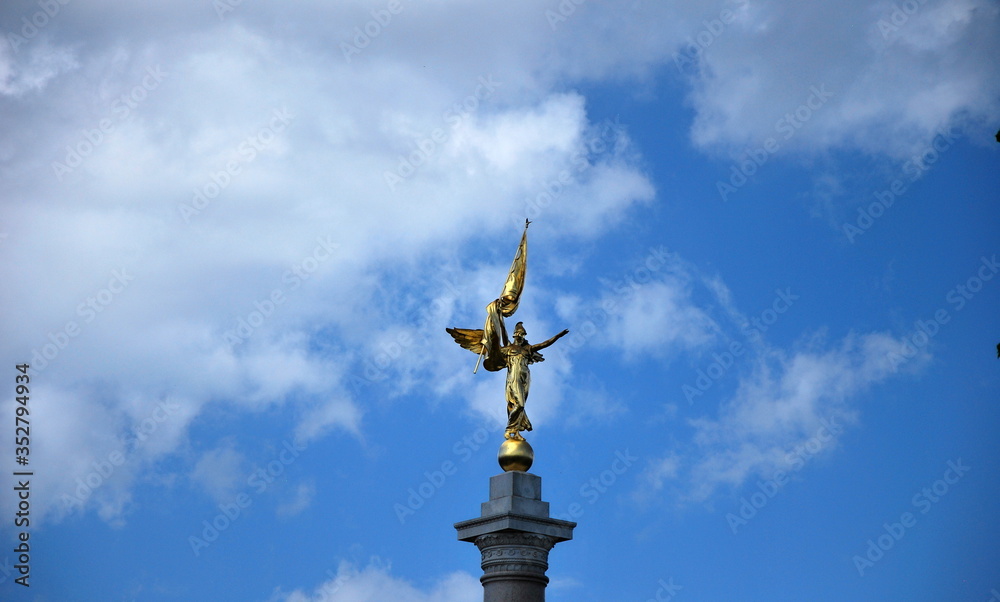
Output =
[{"x1": 475, "y1": 531, "x2": 555, "y2": 589}]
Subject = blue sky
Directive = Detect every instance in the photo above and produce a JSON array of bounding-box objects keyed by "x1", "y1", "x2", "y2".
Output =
[{"x1": 1, "y1": 1, "x2": 999, "y2": 600}]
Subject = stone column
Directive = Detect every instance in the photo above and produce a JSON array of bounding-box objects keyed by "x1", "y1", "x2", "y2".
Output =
[{"x1": 455, "y1": 472, "x2": 575, "y2": 602}]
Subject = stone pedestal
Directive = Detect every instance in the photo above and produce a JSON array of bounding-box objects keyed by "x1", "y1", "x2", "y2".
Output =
[{"x1": 455, "y1": 472, "x2": 576, "y2": 602}]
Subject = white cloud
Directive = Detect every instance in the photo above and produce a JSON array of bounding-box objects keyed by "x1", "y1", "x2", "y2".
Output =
[
  {"x1": 0, "y1": 39, "x2": 78, "y2": 96},
  {"x1": 190, "y1": 441, "x2": 245, "y2": 504},
  {"x1": 276, "y1": 481, "x2": 315, "y2": 518},
  {"x1": 644, "y1": 330, "x2": 930, "y2": 503},
  {"x1": 593, "y1": 259, "x2": 935, "y2": 504},
  {"x1": 555, "y1": 248, "x2": 720, "y2": 361},
  {"x1": 270, "y1": 560, "x2": 480, "y2": 602},
  {"x1": 1, "y1": 386, "x2": 129, "y2": 527},
  {"x1": 681, "y1": 0, "x2": 1000, "y2": 158},
  {"x1": 605, "y1": 280, "x2": 719, "y2": 358},
  {"x1": 295, "y1": 398, "x2": 363, "y2": 445},
  {"x1": 635, "y1": 454, "x2": 682, "y2": 504}
]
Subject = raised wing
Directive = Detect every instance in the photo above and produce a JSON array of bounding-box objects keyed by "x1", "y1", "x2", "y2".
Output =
[
  {"x1": 446, "y1": 327, "x2": 485, "y2": 355},
  {"x1": 445, "y1": 326, "x2": 506, "y2": 372}
]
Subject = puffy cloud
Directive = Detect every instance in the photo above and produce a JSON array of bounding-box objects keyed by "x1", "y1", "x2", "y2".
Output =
[
  {"x1": 0, "y1": 2, "x2": 657, "y2": 527},
  {"x1": 681, "y1": 0, "x2": 1000, "y2": 158},
  {"x1": 555, "y1": 246, "x2": 719, "y2": 362},
  {"x1": 0, "y1": 39, "x2": 78, "y2": 96},
  {"x1": 270, "y1": 560, "x2": 479, "y2": 602},
  {"x1": 610, "y1": 261, "x2": 932, "y2": 504},
  {"x1": 190, "y1": 440, "x2": 245, "y2": 504},
  {"x1": 640, "y1": 330, "x2": 930, "y2": 503}
]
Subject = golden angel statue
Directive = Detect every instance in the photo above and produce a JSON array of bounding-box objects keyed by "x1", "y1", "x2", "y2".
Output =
[{"x1": 446, "y1": 221, "x2": 569, "y2": 441}]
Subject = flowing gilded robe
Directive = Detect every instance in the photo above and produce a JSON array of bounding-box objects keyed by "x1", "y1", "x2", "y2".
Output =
[
  {"x1": 499, "y1": 328, "x2": 566, "y2": 437},
  {"x1": 502, "y1": 342, "x2": 535, "y2": 435}
]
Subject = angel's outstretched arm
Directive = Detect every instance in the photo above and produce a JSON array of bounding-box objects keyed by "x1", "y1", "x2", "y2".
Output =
[{"x1": 531, "y1": 329, "x2": 569, "y2": 352}]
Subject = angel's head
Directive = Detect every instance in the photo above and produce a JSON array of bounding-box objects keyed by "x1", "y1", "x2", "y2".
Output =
[{"x1": 513, "y1": 321, "x2": 527, "y2": 343}]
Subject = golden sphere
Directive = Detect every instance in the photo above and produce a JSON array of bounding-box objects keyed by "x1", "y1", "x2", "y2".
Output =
[{"x1": 498, "y1": 438, "x2": 534, "y2": 472}]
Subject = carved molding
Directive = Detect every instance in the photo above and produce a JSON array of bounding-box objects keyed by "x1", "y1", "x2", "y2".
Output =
[
  {"x1": 474, "y1": 531, "x2": 556, "y2": 581},
  {"x1": 474, "y1": 532, "x2": 555, "y2": 551}
]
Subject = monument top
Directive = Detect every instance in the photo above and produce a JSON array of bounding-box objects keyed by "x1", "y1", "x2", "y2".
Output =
[{"x1": 455, "y1": 471, "x2": 576, "y2": 543}]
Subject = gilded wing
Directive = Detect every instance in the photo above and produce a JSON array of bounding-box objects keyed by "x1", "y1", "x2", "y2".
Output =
[
  {"x1": 445, "y1": 326, "x2": 506, "y2": 372},
  {"x1": 446, "y1": 328, "x2": 485, "y2": 355}
]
